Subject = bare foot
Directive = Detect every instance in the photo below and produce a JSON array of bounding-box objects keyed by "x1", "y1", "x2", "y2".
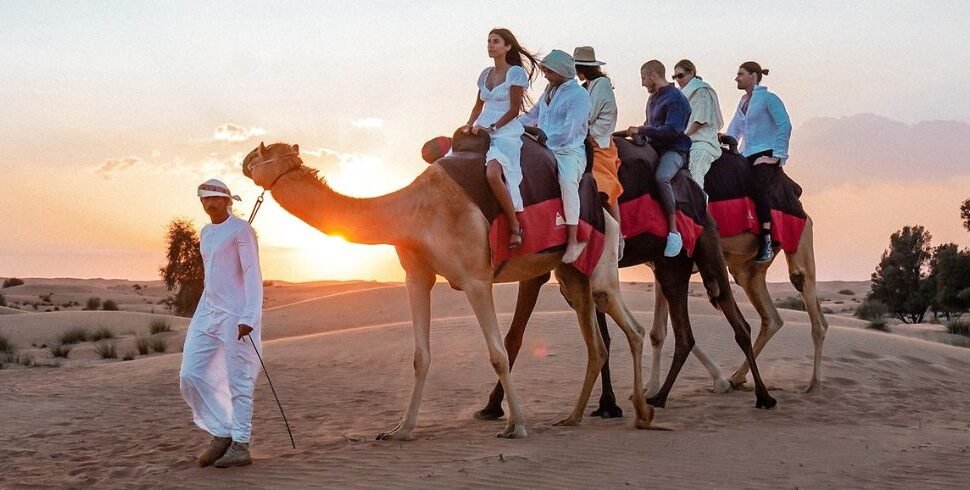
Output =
[{"x1": 562, "y1": 240, "x2": 587, "y2": 264}]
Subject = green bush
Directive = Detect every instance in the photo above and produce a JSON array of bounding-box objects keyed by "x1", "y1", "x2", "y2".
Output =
[
  {"x1": 48, "y1": 344, "x2": 72, "y2": 358},
  {"x1": 59, "y1": 327, "x2": 89, "y2": 345},
  {"x1": 946, "y1": 318, "x2": 970, "y2": 337},
  {"x1": 122, "y1": 352, "x2": 136, "y2": 361},
  {"x1": 2, "y1": 278, "x2": 24, "y2": 288},
  {"x1": 149, "y1": 318, "x2": 172, "y2": 334},
  {"x1": 94, "y1": 341, "x2": 118, "y2": 359},
  {"x1": 775, "y1": 296, "x2": 806, "y2": 311},
  {"x1": 855, "y1": 298, "x2": 889, "y2": 321},
  {"x1": 0, "y1": 334, "x2": 13, "y2": 355},
  {"x1": 90, "y1": 327, "x2": 114, "y2": 341},
  {"x1": 149, "y1": 336, "x2": 167, "y2": 353},
  {"x1": 0, "y1": 293, "x2": 6, "y2": 307},
  {"x1": 102, "y1": 300, "x2": 119, "y2": 311},
  {"x1": 867, "y1": 319, "x2": 889, "y2": 332},
  {"x1": 838, "y1": 289, "x2": 855, "y2": 296},
  {"x1": 135, "y1": 336, "x2": 151, "y2": 355},
  {"x1": 85, "y1": 297, "x2": 101, "y2": 311}
]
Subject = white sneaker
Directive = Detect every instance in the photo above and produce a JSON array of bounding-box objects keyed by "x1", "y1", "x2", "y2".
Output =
[{"x1": 664, "y1": 232, "x2": 682, "y2": 257}]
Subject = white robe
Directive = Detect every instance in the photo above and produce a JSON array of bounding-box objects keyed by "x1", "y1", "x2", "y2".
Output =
[{"x1": 179, "y1": 214, "x2": 263, "y2": 443}]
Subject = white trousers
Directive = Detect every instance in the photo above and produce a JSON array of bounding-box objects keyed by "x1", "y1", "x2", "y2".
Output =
[
  {"x1": 554, "y1": 147, "x2": 586, "y2": 225},
  {"x1": 688, "y1": 145, "x2": 722, "y2": 191},
  {"x1": 179, "y1": 304, "x2": 261, "y2": 443}
]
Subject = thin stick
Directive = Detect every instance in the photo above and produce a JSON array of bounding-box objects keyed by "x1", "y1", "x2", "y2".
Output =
[{"x1": 248, "y1": 335, "x2": 296, "y2": 449}]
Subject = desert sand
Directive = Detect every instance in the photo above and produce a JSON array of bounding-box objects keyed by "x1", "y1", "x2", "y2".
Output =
[{"x1": 1, "y1": 278, "x2": 969, "y2": 488}]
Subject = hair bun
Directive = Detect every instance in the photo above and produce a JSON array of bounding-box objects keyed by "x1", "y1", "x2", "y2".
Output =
[{"x1": 761, "y1": 68, "x2": 770, "y2": 75}]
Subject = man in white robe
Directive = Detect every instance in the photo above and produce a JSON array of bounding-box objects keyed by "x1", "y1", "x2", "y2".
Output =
[{"x1": 179, "y1": 178, "x2": 263, "y2": 468}]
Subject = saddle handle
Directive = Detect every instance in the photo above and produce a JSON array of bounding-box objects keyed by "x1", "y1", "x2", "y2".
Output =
[{"x1": 718, "y1": 134, "x2": 740, "y2": 154}]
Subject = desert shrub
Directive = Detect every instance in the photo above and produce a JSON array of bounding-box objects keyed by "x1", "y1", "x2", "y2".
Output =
[
  {"x1": 39, "y1": 293, "x2": 53, "y2": 303},
  {"x1": 135, "y1": 336, "x2": 151, "y2": 355},
  {"x1": 90, "y1": 327, "x2": 114, "y2": 341},
  {"x1": 85, "y1": 297, "x2": 102, "y2": 311},
  {"x1": 94, "y1": 341, "x2": 118, "y2": 359},
  {"x1": 59, "y1": 327, "x2": 89, "y2": 345},
  {"x1": 867, "y1": 319, "x2": 889, "y2": 332},
  {"x1": 774, "y1": 296, "x2": 806, "y2": 311},
  {"x1": 946, "y1": 318, "x2": 970, "y2": 337},
  {"x1": 48, "y1": 343, "x2": 72, "y2": 358},
  {"x1": 262, "y1": 280, "x2": 275, "y2": 287},
  {"x1": 102, "y1": 300, "x2": 119, "y2": 311},
  {"x1": 2, "y1": 278, "x2": 24, "y2": 288},
  {"x1": 149, "y1": 318, "x2": 172, "y2": 334},
  {"x1": 0, "y1": 293, "x2": 6, "y2": 307},
  {"x1": 822, "y1": 307, "x2": 835, "y2": 314},
  {"x1": 854, "y1": 297, "x2": 889, "y2": 321},
  {"x1": 838, "y1": 289, "x2": 855, "y2": 296},
  {"x1": 149, "y1": 336, "x2": 167, "y2": 353},
  {"x1": 0, "y1": 334, "x2": 13, "y2": 355},
  {"x1": 122, "y1": 352, "x2": 136, "y2": 361}
]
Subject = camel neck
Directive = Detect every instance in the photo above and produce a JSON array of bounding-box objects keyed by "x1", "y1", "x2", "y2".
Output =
[{"x1": 270, "y1": 168, "x2": 412, "y2": 246}]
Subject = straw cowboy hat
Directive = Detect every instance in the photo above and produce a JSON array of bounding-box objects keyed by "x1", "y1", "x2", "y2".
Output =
[{"x1": 573, "y1": 46, "x2": 605, "y2": 66}]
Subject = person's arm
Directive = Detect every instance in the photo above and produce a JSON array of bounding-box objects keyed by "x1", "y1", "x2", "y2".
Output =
[
  {"x1": 562, "y1": 91, "x2": 592, "y2": 147},
  {"x1": 685, "y1": 89, "x2": 714, "y2": 136},
  {"x1": 517, "y1": 99, "x2": 539, "y2": 127},
  {"x1": 767, "y1": 93, "x2": 792, "y2": 162},
  {"x1": 236, "y1": 225, "x2": 263, "y2": 339},
  {"x1": 639, "y1": 98, "x2": 689, "y2": 141},
  {"x1": 724, "y1": 101, "x2": 742, "y2": 140},
  {"x1": 461, "y1": 92, "x2": 485, "y2": 133}
]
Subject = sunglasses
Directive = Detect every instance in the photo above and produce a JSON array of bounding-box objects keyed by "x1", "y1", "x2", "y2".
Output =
[{"x1": 672, "y1": 73, "x2": 688, "y2": 80}]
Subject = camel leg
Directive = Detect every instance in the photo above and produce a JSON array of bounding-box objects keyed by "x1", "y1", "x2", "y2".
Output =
[
  {"x1": 645, "y1": 261, "x2": 694, "y2": 408},
  {"x1": 728, "y1": 261, "x2": 784, "y2": 388},
  {"x1": 476, "y1": 272, "x2": 550, "y2": 420},
  {"x1": 590, "y1": 310, "x2": 624, "y2": 418},
  {"x1": 376, "y1": 253, "x2": 435, "y2": 441},
  {"x1": 463, "y1": 280, "x2": 528, "y2": 438},
  {"x1": 553, "y1": 266, "x2": 606, "y2": 427},
  {"x1": 591, "y1": 283, "x2": 656, "y2": 429},
  {"x1": 785, "y1": 218, "x2": 828, "y2": 393}
]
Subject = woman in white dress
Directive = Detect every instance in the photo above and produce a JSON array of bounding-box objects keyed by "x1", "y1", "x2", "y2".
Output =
[{"x1": 460, "y1": 28, "x2": 537, "y2": 249}]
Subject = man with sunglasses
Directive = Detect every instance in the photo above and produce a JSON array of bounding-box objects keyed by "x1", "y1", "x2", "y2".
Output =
[
  {"x1": 672, "y1": 60, "x2": 724, "y2": 193},
  {"x1": 626, "y1": 60, "x2": 692, "y2": 257}
]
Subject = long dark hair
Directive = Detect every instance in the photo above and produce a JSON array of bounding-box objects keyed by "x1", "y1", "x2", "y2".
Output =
[
  {"x1": 575, "y1": 64, "x2": 606, "y2": 82},
  {"x1": 489, "y1": 28, "x2": 539, "y2": 86},
  {"x1": 740, "y1": 61, "x2": 769, "y2": 83}
]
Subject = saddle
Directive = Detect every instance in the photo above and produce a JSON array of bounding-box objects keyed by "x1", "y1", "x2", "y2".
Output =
[
  {"x1": 424, "y1": 130, "x2": 606, "y2": 276},
  {"x1": 705, "y1": 138, "x2": 808, "y2": 253}
]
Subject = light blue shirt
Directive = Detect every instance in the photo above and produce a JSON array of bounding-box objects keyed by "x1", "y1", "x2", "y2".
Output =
[
  {"x1": 725, "y1": 85, "x2": 792, "y2": 162},
  {"x1": 518, "y1": 79, "x2": 591, "y2": 151}
]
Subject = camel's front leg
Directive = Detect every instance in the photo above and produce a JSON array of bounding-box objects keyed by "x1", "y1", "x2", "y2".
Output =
[
  {"x1": 785, "y1": 219, "x2": 828, "y2": 393},
  {"x1": 476, "y1": 272, "x2": 550, "y2": 420},
  {"x1": 647, "y1": 281, "x2": 669, "y2": 398},
  {"x1": 553, "y1": 266, "x2": 606, "y2": 427},
  {"x1": 376, "y1": 256, "x2": 435, "y2": 441},
  {"x1": 463, "y1": 281, "x2": 528, "y2": 438}
]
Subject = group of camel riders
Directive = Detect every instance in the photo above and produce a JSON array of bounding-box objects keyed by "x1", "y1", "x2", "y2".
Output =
[{"x1": 462, "y1": 28, "x2": 792, "y2": 265}]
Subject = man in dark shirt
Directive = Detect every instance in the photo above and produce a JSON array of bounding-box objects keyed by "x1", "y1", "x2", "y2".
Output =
[{"x1": 627, "y1": 59, "x2": 692, "y2": 257}]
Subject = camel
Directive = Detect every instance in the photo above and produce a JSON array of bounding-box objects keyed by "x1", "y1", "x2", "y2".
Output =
[
  {"x1": 241, "y1": 141, "x2": 659, "y2": 441},
  {"x1": 476, "y1": 203, "x2": 778, "y2": 418},
  {"x1": 647, "y1": 217, "x2": 829, "y2": 395}
]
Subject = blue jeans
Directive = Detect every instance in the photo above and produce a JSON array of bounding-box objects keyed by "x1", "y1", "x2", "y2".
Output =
[{"x1": 655, "y1": 151, "x2": 686, "y2": 216}]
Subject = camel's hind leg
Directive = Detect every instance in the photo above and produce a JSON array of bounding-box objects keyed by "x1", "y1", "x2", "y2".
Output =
[
  {"x1": 590, "y1": 310, "x2": 624, "y2": 418},
  {"x1": 476, "y1": 272, "x2": 550, "y2": 420},
  {"x1": 645, "y1": 261, "x2": 695, "y2": 408},
  {"x1": 649, "y1": 284, "x2": 731, "y2": 397},
  {"x1": 785, "y1": 218, "x2": 829, "y2": 393},
  {"x1": 728, "y1": 259, "x2": 784, "y2": 388},
  {"x1": 376, "y1": 251, "x2": 436, "y2": 441},
  {"x1": 553, "y1": 265, "x2": 606, "y2": 427}
]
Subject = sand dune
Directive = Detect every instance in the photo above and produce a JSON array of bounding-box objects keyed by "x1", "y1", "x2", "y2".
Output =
[{"x1": 1, "y1": 279, "x2": 968, "y2": 487}]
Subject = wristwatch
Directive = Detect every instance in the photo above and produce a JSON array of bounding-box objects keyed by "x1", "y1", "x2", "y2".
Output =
[{"x1": 489, "y1": 123, "x2": 498, "y2": 132}]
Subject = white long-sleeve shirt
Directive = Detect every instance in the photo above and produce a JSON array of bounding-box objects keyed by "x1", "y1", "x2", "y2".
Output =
[
  {"x1": 199, "y1": 214, "x2": 263, "y2": 327},
  {"x1": 518, "y1": 79, "x2": 591, "y2": 151},
  {"x1": 584, "y1": 77, "x2": 618, "y2": 149},
  {"x1": 725, "y1": 85, "x2": 792, "y2": 162}
]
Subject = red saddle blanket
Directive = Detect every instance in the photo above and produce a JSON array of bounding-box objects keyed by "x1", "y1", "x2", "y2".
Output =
[
  {"x1": 614, "y1": 137, "x2": 707, "y2": 257},
  {"x1": 432, "y1": 135, "x2": 606, "y2": 277},
  {"x1": 704, "y1": 150, "x2": 807, "y2": 253}
]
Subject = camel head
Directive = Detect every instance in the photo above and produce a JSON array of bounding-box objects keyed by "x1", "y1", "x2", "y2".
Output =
[{"x1": 242, "y1": 142, "x2": 303, "y2": 189}]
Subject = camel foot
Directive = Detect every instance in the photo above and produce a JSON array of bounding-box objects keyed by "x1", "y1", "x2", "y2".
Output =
[
  {"x1": 645, "y1": 394, "x2": 667, "y2": 408},
  {"x1": 553, "y1": 416, "x2": 582, "y2": 427},
  {"x1": 712, "y1": 378, "x2": 733, "y2": 394},
  {"x1": 497, "y1": 422, "x2": 528, "y2": 439},
  {"x1": 474, "y1": 405, "x2": 505, "y2": 421},
  {"x1": 634, "y1": 405, "x2": 655, "y2": 430},
  {"x1": 802, "y1": 379, "x2": 821, "y2": 394},
  {"x1": 755, "y1": 394, "x2": 778, "y2": 410},
  {"x1": 590, "y1": 403, "x2": 623, "y2": 418},
  {"x1": 376, "y1": 427, "x2": 414, "y2": 441},
  {"x1": 729, "y1": 376, "x2": 749, "y2": 390}
]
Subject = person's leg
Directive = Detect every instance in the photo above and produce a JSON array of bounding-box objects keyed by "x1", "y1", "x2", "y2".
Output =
[
  {"x1": 689, "y1": 146, "x2": 718, "y2": 201},
  {"x1": 214, "y1": 319, "x2": 262, "y2": 468},
  {"x1": 486, "y1": 161, "x2": 523, "y2": 248},
  {"x1": 558, "y1": 148, "x2": 586, "y2": 264},
  {"x1": 180, "y1": 307, "x2": 233, "y2": 466},
  {"x1": 748, "y1": 151, "x2": 776, "y2": 262},
  {"x1": 592, "y1": 142, "x2": 625, "y2": 260},
  {"x1": 655, "y1": 151, "x2": 686, "y2": 257}
]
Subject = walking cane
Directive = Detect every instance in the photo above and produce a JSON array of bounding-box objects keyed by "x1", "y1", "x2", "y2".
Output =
[{"x1": 246, "y1": 190, "x2": 296, "y2": 449}]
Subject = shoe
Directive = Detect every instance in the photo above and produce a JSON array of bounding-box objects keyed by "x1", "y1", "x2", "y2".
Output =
[
  {"x1": 196, "y1": 436, "x2": 232, "y2": 467},
  {"x1": 563, "y1": 240, "x2": 588, "y2": 264},
  {"x1": 663, "y1": 232, "x2": 682, "y2": 257},
  {"x1": 755, "y1": 233, "x2": 774, "y2": 263},
  {"x1": 213, "y1": 441, "x2": 252, "y2": 468}
]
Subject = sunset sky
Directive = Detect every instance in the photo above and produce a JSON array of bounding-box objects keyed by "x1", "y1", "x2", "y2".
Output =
[{"x1": 2, "y1": 1, "x2": 969, "y2": 283}]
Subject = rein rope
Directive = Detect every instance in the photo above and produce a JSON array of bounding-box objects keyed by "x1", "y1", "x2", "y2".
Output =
[{"x1": 246, "y1": 152, "x2": 301, "y2": 225}]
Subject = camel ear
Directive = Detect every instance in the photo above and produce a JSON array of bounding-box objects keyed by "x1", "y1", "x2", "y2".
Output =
[
  {"x1": 257, "y1": 141, "x2": 265, "y2": 159},
  {"x1": 292, "y1": 144, "x2": 299, "y2": 155}
]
